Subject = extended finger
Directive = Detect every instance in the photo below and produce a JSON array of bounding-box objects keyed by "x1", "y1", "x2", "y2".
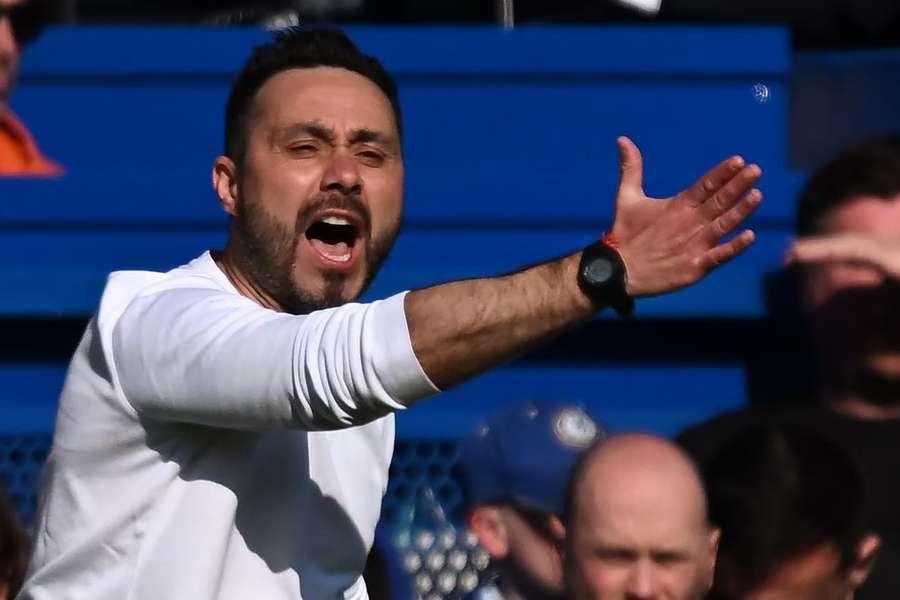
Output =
[
  {"x1": 700, "y1": 164, "x2": 762, "y2": 220},
  {"x1": 616, "y1": 136, "x2": 644, "y2": 195},
  {"x1": 698, "y1": 229, "x2": 756, "y2": 272},
  {"x1": 681, "y1": 155, "x2": 746, "y2": 207},
  {"x1": 706, "y1": 189, "x2": 763, "y2": 242}
]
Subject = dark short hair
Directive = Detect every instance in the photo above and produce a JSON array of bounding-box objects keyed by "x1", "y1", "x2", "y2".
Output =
[
  {"x1": 706, "y1": 426, "x2": 866, "y2": 595},
  {"x1": 797, "y1": 136, "x2": 900, "y2": 236},
  {"x1": 224, "y1": 27, "x2": 402, "y2": 164}
]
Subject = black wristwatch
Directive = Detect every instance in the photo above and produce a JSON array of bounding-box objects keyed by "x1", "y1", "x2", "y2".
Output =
[{"x1": 577, "y1": 239, "x2": 635, "y2": 317}]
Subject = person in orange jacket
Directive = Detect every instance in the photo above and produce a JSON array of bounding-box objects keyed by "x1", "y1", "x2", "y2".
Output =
[{"x1": 0, "y1": 0, "x2": 61, "y2": 176}]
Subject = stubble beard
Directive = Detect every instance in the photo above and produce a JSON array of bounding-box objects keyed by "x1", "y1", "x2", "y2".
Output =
[{"x1": 229, "y1": 193, "x2": 400, "y2": 315}]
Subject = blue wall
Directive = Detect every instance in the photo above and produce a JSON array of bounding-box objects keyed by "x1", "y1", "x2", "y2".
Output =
[{"x1": 2, "y1": 26, "x2": 804, "y2": 524}]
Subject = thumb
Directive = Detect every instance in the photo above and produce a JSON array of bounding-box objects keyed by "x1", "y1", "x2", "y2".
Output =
[{"x1": 617, "y1": 136, "x2": 644, "y2": 196}]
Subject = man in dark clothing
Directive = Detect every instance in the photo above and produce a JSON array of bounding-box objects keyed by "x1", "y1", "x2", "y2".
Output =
[{"x1": 680, "y1": 136, "x2": 900, "y2": 597}]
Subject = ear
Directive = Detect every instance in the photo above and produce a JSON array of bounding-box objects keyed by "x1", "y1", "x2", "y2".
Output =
[
  {"x1": 0, "y1": 580, "x2": 8, "y2": 600},
  {"x1": 547, "y1": 514, "x2": 567, "y2": 569},
  {"x1": 706, "y1": 527, "x2": 722, "y2": 589},
  {"x1": 547, "y1": 514, "x2": 566, "y2": 547},
  {"x1": 213, "y1": 155, "x2": 240, "y2": 217},
  {"x1": 848, "y1": 533, "x2": 881, "y2": 589},
  {"x1": 468, "y1": 506, "x2": 510, "y2": 560}
]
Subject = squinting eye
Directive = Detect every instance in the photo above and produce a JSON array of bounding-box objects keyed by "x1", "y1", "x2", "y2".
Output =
[
  {"x1": 357, "y1": 151, "x2": 385, "y2": 164},
  {"x1": 289, "y1": 144, "x2": 318, "y2": 154},
  {"x1": 595, "y1": 550, "x2": 634, "y2": 563}
]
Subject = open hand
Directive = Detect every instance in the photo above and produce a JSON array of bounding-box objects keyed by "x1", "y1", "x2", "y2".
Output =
[
  {"x1": 786, "y1": 234, "x2": 900, "y2": 281},
  {"x1": 610, "y1": 137, "x2": 763, "y2": 297}
]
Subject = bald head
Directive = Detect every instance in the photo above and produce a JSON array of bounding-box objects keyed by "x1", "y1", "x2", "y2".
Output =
[
  {"x1": 572, "y1": 434, "x2": 709, "y2": 531},
  {"x1": 566, "y1": 434, "x2": 718, "y2": 600}
]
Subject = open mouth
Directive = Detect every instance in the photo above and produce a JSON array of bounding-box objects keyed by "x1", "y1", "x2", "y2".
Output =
[{"x1": 305, "y1": 215, "x2": 362, "y2": 265}]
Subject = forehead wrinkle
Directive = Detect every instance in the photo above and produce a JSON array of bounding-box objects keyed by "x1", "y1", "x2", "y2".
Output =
[
  {"x1": 585, "y1": 495, "x2": 700, "y2": 555},
  {"x1": 820, "y1": 194, "x2": 900, "y2": 236},
  {"x1": 259, "y1": 67, "x2": 395, "y2": 126},
  {"x1": 271, "y1": 120, "x2": 336, "y2": 145}
]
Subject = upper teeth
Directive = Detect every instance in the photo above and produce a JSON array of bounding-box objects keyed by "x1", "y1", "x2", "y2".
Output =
[{"x1": 322, "y1": 216, "x2": 352, "y2": 226}]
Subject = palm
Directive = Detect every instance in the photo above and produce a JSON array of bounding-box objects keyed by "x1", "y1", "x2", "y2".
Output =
[{"x1": 609, "y1": 137, "x2": 762, "y2": 297}]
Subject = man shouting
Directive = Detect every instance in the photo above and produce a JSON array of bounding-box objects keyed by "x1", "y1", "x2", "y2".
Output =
[{"x1": 19, "y1": 28, "x2": 762, "y2": 600}]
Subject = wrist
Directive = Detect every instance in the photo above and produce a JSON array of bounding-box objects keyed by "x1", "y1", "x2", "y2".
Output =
[
  {"x1": 577, "y1": 235, "x2": 635, "y2": 316},
  {"x1": 563, "y1": 253, "x2": 598, "y2": 315}
]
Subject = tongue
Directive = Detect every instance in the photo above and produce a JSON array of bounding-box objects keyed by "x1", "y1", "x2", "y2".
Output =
[{"x1": 310, "y1": 238, "x2": 351, "y2": 260}]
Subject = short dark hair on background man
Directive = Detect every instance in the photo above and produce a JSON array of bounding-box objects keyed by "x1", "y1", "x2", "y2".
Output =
[
  {"x1": 797, "y1": 135, "x2": 900, "y2": 236},
  {"x1": 705, "y1": 425, "x2": 867, "y2": 595},
  {"x1": 224, "y1": 27, "x2": 402, "y2": 164}
]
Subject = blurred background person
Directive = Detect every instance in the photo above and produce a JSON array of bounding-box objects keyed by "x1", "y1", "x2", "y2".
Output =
[
  {"x1": 0, "y1": 0, "x2": 61, "y2": 176},
  {"x1": 565, "y1": 434, "x2": 719, "y2": 600},
  {"x1": 458, "y1": 401, "x2": 604, "y2": 600},
  {"x1": 680, "y1": 135, "x2": 900, "y2": 558},
  {"x1": 705, "y1": 426, "x2": 887, "y2": 599},
  {"x1": 0, "y1": 486, "x2": 27, "y2": 600}
]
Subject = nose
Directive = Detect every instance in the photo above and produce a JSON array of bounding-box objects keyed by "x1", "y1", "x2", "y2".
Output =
[
  {"x1": 320, "y1": 151, "x2": 362, "y2": 196},
  {"x1": 624, "y1": 561, "x2": 659, "y2": 599}
]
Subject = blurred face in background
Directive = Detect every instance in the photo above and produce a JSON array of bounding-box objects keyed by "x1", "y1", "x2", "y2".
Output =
[
  {"x1": 0, "y1": 0, "x2": 24, "y2": 113},
  {"x1": 566, "y1": 439, "x2": 718, "y2": 600},
  {"x1": 802, "y1": 195, "x2": 900, "y2": 403},
  {"x1": 468, "y1": 502, "x2": 567, "y2": 599},
  {"x1": 567, "y1": 497, "x2": 718, "y2": 600},
  {"x1": 215, "y1": 66, "x2": 404, "y2": 314}
]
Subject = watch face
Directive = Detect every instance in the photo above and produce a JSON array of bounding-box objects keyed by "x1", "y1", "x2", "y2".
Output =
[{"x1": 583, "y1": 257, "x2": 614, "y2": 286}]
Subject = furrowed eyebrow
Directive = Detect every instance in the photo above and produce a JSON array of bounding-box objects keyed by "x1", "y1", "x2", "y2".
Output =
[
  {"x1": 594, "y1": 546, "x2": 639, "y2": 560},
  {"x1": 348, "y1": 128, "x2": 391, "y2": 146},
  {"x1": 651, "y1": 549, "x2": 690, "y2": 562},
  {"x1": 275, "y1": 121, "x2": 336, "y2": 145}
]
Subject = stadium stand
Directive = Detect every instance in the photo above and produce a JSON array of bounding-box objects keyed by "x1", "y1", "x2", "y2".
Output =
[{"x1": 3, "y1": 23, "x2": 888, "y2": 599}]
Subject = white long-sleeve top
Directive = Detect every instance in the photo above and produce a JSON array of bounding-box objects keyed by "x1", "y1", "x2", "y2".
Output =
[{"x1": 19, "y1": 251, "x2": 439, "y2": 600}]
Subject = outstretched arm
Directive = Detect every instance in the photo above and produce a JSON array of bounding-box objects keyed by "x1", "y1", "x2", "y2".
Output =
[
  {"x1": 408, "y1": 137, "x2": 763, "y2": 389},
  {"x1": 115, "y1": 138, "x2": 761, "y2": 430}
]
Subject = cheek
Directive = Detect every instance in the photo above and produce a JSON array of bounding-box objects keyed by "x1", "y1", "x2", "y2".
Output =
[
  {"x1": 243, "y1": 153, "x2": 322, "y2": 221},
  {"x1": 664, "y1": 564, "x2": 709, "y2": 594},
  {"x1": 578, "y1": 558, "x2": 626, "y2": 593},
  {"x1": 366, "y1": 170, "x2": 404, "y2": 233}
]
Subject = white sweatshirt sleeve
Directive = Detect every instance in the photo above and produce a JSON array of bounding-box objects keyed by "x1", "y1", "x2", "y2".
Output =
[{"x1": 110, "y1": 281, "x2": 439, "y2": 431}]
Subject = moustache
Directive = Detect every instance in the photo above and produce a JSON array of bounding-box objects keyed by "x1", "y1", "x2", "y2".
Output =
[{"x1": 296, "y1": 193, "x2": 372, "y2": 237}]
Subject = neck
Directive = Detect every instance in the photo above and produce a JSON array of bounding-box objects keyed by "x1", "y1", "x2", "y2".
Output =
[
  {"x1": 214, "y1": 247, "x2": 284, "y2": 312},
  {"x1": 822, "y1": 387, "x2": 900, "y2": 420}
]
